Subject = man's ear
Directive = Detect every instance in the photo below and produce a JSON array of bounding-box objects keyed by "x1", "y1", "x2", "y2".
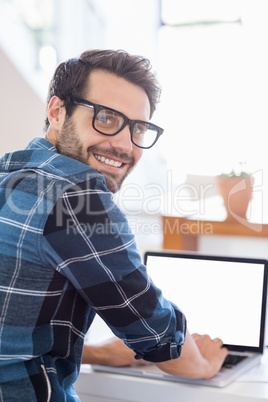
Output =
[{"x1": 47, "y1": 96, "x2": 66, "y2": 131}]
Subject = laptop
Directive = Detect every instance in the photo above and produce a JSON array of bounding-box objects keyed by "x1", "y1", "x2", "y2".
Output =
[{"x1": 92, "y1": 251, "x2": 268, "y2": 387}]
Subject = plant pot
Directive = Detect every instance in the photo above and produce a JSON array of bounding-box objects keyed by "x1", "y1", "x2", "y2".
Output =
[{"x1": 216, "y1": 175, "x2": 254, "y2": 223}]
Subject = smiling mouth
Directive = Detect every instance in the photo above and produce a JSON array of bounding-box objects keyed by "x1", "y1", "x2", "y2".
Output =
[{"x1": 94, "y1": 154, "x2": 124, "y2": 168}]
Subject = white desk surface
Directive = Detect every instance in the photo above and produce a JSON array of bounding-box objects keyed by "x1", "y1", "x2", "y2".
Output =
[{"x1": 75, "y1": 348, "x2": 268, "y2": 402}]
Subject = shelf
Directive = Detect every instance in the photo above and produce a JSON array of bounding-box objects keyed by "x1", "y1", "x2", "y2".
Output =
[{"x1": 162, "y1": 216, "x2": 268, "y2": 251}]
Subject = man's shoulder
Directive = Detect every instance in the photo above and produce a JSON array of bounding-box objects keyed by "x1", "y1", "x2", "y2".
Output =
[{"x1": 0, "y1": 137, "x2": 107, "y2": 188}]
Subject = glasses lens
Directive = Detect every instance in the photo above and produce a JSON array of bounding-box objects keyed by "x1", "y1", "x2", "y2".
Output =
[
  {"x1": 132, "y1": 122, "x2": 158, "y2": 149},
  {"x1": 94, "y1": 109, "x2": 124, "y2": 134}
]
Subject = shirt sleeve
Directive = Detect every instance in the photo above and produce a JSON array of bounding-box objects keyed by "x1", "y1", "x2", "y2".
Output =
[{"x1": 41, "y1": 177, "x2": 187, "y2": 363}]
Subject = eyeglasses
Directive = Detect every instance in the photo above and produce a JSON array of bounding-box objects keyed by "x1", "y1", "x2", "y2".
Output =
[{"x1": 67, "y1": 95, "x2": 164, "y2": 149}]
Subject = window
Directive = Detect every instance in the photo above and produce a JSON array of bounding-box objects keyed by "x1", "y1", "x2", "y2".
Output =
[{"x1": 158, "y1": 0, "x2": 268, "y2": 181}]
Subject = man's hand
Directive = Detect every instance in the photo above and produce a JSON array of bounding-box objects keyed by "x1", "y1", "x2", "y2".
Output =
[
  {"x1": 82, "y1": 330, "x2": 228, "y2": 380},
  {"x1": 82, "y1": 337, "x2": 137, "y2": 367},
  {"x1": 191, "y1": 333, "x2": 228, "y2": 379},
  {"x1": 156, "y1": 329, "x2": 228, "y2": 380}
]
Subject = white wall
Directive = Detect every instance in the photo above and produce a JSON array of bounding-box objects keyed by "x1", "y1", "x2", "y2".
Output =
[{"x1": 0, "y1": 46, "x2": 45, "y2": 155}]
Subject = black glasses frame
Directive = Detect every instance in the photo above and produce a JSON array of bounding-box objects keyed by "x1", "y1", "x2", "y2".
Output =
[{"x1": 67, "y1": 95, "x2": 164, "y2": 149}]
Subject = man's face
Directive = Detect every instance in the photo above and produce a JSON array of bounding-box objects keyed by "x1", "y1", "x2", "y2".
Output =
[{"x1": 56, "y1": 70, "x2": 150, "y2": 192}]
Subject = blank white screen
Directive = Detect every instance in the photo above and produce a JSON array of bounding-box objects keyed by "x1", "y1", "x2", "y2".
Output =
[{"x1": 146, "y1": 255, "x2": 265, "y2": 347}]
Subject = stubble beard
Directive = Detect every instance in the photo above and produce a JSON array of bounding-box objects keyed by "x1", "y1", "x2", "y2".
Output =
[{"x1": 56, "y1": 117, "x2": 135, "y2": 193}]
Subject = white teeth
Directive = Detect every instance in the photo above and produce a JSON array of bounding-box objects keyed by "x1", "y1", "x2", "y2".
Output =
[{"x1": 94, "y1": 155, "x2": 123, "y2": 168}]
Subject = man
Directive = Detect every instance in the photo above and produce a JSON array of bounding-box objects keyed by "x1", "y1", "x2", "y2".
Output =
[{"x1": 0, "y1": 49, "x2": 227, "y2": 401}]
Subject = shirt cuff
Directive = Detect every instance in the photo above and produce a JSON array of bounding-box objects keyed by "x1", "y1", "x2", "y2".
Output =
[{"x1": 133, "y1": 330, "x2": 185, "y2": 363}]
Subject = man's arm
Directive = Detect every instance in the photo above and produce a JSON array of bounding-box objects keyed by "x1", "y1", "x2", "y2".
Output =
[
  {"x1": 155, "y1": 329, "x2": 228, "y2": 380},
  {"x1": 82, "y1": 337, "x2": 136, "y2": 367},
  {"x1": 82, "y1": 330, "x2": 228, "y2": 379}
]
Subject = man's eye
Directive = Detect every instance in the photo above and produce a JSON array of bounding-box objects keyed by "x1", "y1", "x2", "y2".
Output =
[
  {"x1": 96, "y1": 111, "x2": 117, "y2": 126},
  {"x1": 133, "y1": 124, "x2": 147, "y2": 135},
  {"x1": 97, "y1": 115, "x2": 112, "y2": 124}
]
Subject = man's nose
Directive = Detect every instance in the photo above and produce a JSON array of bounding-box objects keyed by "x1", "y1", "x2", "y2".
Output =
[{"x1": 109, "y1": 126, "x2": 133, "y2": 153}]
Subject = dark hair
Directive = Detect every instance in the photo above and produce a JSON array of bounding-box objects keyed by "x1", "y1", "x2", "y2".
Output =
[{"x1": 44, "y1": 49, "x2": 161, "y2": 132}]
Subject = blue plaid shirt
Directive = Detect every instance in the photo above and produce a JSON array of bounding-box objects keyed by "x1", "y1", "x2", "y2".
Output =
[{"x1": 0, "y1": 138, "x2": 186, "y2": 401}]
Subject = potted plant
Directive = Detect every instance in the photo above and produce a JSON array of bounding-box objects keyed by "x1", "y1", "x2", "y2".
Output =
[{"x1": 216, "y1": 163, "x2": 254, "y2": 223}]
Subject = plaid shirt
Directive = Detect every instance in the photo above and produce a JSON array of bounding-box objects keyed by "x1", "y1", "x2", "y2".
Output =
[{"x1": 0, "y1": 138, "x2": 186, "y2": 401}]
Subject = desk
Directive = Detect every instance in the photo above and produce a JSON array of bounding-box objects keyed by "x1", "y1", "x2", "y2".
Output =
[
  {"x1": 75, "y1": 350, "x2": 268, "y2": 402},
  {"x1": 162, "y1": 216, "x2": 268, "y2": 251}
]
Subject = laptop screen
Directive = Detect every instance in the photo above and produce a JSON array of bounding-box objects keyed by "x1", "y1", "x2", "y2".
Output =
[{"x1": 144, "y1": 252, "x2": 267, "y2": 352}]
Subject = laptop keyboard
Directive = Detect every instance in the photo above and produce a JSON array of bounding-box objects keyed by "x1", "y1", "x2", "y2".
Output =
[{"x1": 222, "y1": 354, "x2": 247, "y2": 369}]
